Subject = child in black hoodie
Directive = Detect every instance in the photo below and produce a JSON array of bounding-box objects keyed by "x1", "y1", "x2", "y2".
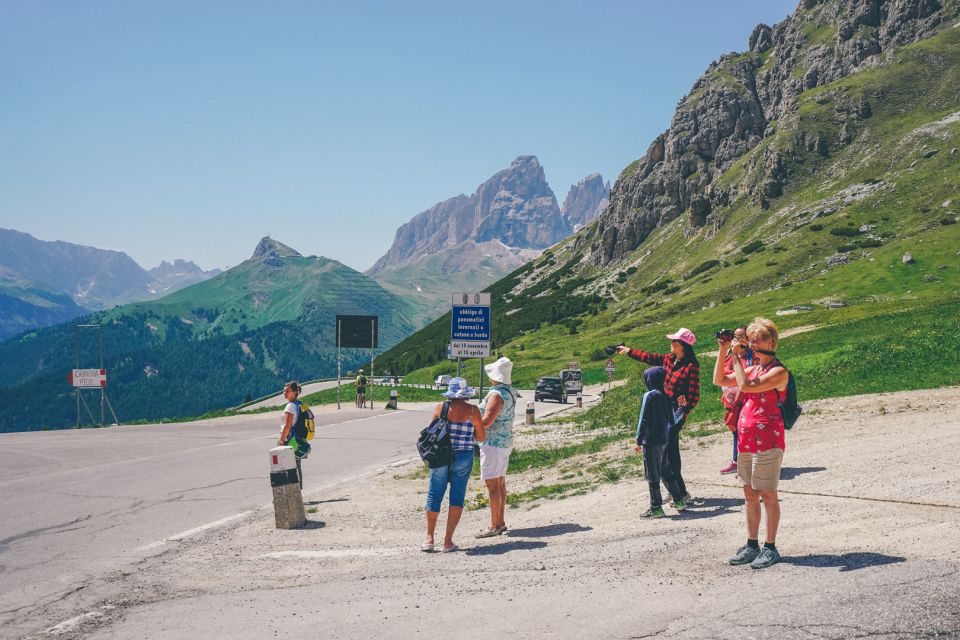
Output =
[{"x1": 635, "y1": 366, "x2": 686, "y2": 517}]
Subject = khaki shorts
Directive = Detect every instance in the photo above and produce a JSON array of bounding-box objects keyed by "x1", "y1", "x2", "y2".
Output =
[{"x1": 737, "y1": 448, "x2": 784, "y2": 492}]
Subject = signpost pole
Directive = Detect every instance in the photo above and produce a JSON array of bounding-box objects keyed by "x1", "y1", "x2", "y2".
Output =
[
  {"x1": 369, "y1": 319, "x2": 375, "y2": 410},
  {"x1": 75, "y1": 325, "x2": 80, "y2": 429},
  {"x1": 479, "y1": 358, "x2": 484, "y2": 397},
  {"x1": 99, "y1": 324, "x2": 105, "y2": 428},
  {"x1": 336, "y1": 319, "x2": 342, "y2": 410}
]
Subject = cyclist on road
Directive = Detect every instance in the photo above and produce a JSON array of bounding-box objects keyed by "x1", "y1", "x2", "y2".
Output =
[{"x1": 356, "y1": 369, "x2": 367, "y2": 408}]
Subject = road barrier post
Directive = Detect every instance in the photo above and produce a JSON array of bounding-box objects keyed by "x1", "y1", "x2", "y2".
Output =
[
  {"x1": 526, "y1": 401, "x2": 535, "y2": 425},
  {"x1": 269, "y1": 446, "x2": 305, "y2": 529},
  {"x1": 386, "y1": 389, "x2": 398, "y2": 410},
  {"x1": 576, "y1": 393, "x2": 582, "y2": 408}
]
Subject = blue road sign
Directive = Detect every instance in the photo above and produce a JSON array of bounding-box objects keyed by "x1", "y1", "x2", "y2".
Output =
[{"x1": 451, "y1": 305, "x2": 491, "y2": 342}]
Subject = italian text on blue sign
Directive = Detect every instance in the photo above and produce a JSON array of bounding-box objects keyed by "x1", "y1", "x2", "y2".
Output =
[{"x1": 451, "y1": 306, "x2": 491, "y2": 341}]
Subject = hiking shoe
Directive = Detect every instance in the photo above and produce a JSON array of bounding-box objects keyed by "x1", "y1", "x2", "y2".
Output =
[
  {"x1": 729, "y1": 544, "x2": 761, "y2": 565},
  {"x1": 751, "y1": 547, "x2": 782, "y2": 569},
  {"x1": 673, "y1": 499, "x2": 687, "y2": 512},
  {"x1": 642, "y1": 507, "x2": 665, "y2": 518},
  {"x1": 720, "y1": 461, "x2": 738, "y2": 475}
]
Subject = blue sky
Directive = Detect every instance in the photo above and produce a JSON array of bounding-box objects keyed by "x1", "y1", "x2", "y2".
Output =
[{"x1": 0, "y1": 0, "x2": 796, "y2": 272}]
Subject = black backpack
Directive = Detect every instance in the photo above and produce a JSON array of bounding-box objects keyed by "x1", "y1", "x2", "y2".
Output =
[
  {"x1": 778, "y1": 366, "x2": 802, "y2": 430},
  {"x1": 417, "y1": 402, "x2": 453, "y2": 469}
]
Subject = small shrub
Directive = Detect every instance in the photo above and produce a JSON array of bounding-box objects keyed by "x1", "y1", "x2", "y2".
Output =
[
  {"x1": 855, "y1": 239, "x2": 883, "y2": 248},
  {"x1": 733, "y1": 257, "x2": 748, "y2": 265},
  {"x1": 940, "y1": 217, "x2": 957, "y2": 226},
  {"x1": 685, "y1": 259, "x2": 721, "y2": 280},
  {"x1": 773, "y1": 245, "x2": 787, "y2": 253},
  {"x1": 626, "y1": 266, "x2": 638, "y2": 275},
  {"x1": 766, "y1": 259, "x2": 779, "y2": 266},
  {"x1": 830, "y1": 226, "x2": 861, "y2": 237},
  {"x1": 837, "y1": 244, "x2": 855, "y2": 253},
  {"x1": 741, "y1": 240, "x2": 765, "y2": 255},
  {"x1": 809, "y1": 223, "x2": 824, "y2": 231}
]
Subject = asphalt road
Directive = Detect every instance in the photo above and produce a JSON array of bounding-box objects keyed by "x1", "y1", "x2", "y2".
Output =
[
  {"x1": 0, "y1": 389, "x2": 592, "y2": 636},
  {"x1": 0, "y1": 406, "x2": 429, "y2": 632}
]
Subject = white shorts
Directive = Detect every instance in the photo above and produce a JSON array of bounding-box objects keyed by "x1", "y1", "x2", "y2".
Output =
[{"x1": 479, "y1": 444, "x2": 512, "y2": 480}]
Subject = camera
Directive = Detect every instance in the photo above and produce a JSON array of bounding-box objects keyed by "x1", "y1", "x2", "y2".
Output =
[
  {"x1": 713, "y1": 329, "x2": 735, "y2": 341},
  {"x1": 604, "y1": 343, "x2": 624, "y2": 356}
]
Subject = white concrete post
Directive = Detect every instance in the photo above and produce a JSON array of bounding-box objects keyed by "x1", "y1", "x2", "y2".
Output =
[{"x1": 269, "y1": 446, "x2": 305, "y2": 529}]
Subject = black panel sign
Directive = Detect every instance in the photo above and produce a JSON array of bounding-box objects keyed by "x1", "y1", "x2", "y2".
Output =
[{"x1": 336, "y1": 315, "x2": 378, "y2": 348}]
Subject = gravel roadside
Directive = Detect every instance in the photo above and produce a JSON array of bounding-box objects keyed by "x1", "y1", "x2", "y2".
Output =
[{"x1": 20, "y1": 386, "x2": 960, "y2": 640}]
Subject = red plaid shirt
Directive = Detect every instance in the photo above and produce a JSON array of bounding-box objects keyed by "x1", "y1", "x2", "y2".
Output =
[{"x1": 628, "y1": 349, "x2": 700, "y2": 414}]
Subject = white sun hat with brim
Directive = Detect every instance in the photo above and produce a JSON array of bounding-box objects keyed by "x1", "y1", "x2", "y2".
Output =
[
  {"x1": 484, "y1": 356, "x2": 513, "y2": 386},
  {"x1": 442, "y1": 377, "x2": 476, "y2": 399}
]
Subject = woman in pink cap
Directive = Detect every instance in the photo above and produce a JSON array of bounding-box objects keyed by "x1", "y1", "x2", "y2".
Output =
[{"x1": 616, "y1": 327, "x2": 700, "y2": 503}]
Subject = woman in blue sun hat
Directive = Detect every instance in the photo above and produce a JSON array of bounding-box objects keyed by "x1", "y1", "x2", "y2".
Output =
[{"x1": 422, "y1": 377, "x2": 485, "y2": 553}]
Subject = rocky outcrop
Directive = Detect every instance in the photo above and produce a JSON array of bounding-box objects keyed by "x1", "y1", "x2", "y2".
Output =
[
  {"x1": 368, "y1": 156, "x2": 569, "y2": 275},
  {"x1": 252, "y1": 237, "x2": 302, "y2": 261},
  {"x1": 148, "y1": 259, "x2": 221, "y2": 294},
  {"x1": 561, "y1": 174, "x2": 609, "y2": 229},
  {"x1": 593, "y1": 0, "x2": 960, "y2": 265}
]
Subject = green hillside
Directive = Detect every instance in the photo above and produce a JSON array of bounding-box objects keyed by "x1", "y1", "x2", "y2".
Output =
[
  {"x1": 0, "y1": 239, "x2": 417, "y2": 432},
  {"x1": 381, "y1": 25, "x2": 960, "y2": 424}
]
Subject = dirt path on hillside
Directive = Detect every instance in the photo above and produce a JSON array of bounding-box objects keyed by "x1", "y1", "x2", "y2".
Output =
[{"x1": 15, "y1": 386, "x2": 960, "y2": 640}]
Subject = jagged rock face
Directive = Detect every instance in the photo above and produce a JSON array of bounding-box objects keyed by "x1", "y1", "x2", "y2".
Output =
[
  {"x1": 594, "y1": 0, "x2": 959, "y2": 266},
  {"x1": 561, "y1": 174, "x2": 610, "y2": 229},
  {"x1": 368, "y1": 156, "x2": 569, "y2": 274}
]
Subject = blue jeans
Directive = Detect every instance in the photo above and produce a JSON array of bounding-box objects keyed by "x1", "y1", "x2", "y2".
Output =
[{"x1": 425, "y1": 449, "x2": 474, "y2": 512}]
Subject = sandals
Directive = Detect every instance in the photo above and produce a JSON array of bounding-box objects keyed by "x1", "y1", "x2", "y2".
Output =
[
  {"x1": 475, "y1": 527, "x2": 501, "y2": 539},
  {"x1": 440, "y1": 543, "x2": 459, "y2": 553},
  {"x1": 420, "y1": 541, "x2": 435, "y2": 552}
]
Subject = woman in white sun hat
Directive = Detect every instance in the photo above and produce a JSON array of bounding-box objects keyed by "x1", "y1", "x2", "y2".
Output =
[{"x1": 475, "y1": 356, "x2": 520, "y2": 538}]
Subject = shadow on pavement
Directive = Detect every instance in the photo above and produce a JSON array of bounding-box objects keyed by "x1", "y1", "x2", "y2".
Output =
[
  {"x1": 783, "y1": 552, "x2": 906, "y2": 571},
  {"x1": 304, "y1": 498, "x2": 349, "y2": 506},
  {"x1": 300, "y1": 520, "x2": 327, "y2": 530},
  {"x1": 465, "y1": 540, "x2": 548, "y2": 556},
  {"x1": 780, "y1": 466, "x2": 827, "y2": 480},
  {"x1": 672, "y1": 497, "x2": 741, "y2": 520},
  {"x1": 505, "y1": 523, "x2": 592, "y2": 538}
]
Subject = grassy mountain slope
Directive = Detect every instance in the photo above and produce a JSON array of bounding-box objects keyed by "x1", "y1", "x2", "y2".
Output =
[
  {"x1": 371, "y1": 241, "x2": 541, "y2": 328},
  {"x1": 0, "y1": 280, "x2": 88, "y2": 341},
  {"x1": 381, "y1": 24, "x2": 960, "y2": 425},
  {"x1": 0, "y1": 245, "x2": 417, "y2": 432}
]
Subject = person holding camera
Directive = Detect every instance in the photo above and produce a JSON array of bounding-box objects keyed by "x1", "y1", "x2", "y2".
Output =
[
  {"x1": 716, "y1": 326, "x2": 752, "y2": 475},
  {"x1": 615, "y1": 327, "x2": 700, "y2": 503},
  {"x1": 712, "y1": 317, "x2": 788, "y2": 569}
]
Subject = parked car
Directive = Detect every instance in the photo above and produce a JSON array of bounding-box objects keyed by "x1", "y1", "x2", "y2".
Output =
[
  {"x1": 435, "y1": 375, "x2": 452, "y2": 388},
  {"x1": 535, "y1": 376, "x2": 567, "y2": 403}
]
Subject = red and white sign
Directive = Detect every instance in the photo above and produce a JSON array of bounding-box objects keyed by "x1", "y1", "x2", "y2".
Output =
[{"x1": 69, "y1": 368, "x2": 106, "y2": 388}]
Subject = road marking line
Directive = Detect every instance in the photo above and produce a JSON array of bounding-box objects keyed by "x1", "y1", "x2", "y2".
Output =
[
  {"x1": 135, "y1": 511, "x2": 253, "y2": 552},
  {"x1": 254, "y1": 548, "x2": 404, "y2": 559}
]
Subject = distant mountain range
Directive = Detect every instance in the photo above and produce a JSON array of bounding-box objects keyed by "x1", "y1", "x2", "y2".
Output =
[
  {"x1": 0, "y1": 237, "x2": 416, "y2": 431},
  {"x1": 367, "y1": 156, "x2": 607, "y2": 322},
  {"x1": 0, "y1": 229, "x2": 220, "y2": 340}
]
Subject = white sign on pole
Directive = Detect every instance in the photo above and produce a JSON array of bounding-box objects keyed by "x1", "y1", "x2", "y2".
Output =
[
  {"x1": 70, "y1": 368, "x2": 106, "y2": 388},
  {"x1": 450, "y1": 341, "x2": 491, "y2": 358},
  {"x1": 451, "y1": 292, "x2": 491, "y2": 307}
]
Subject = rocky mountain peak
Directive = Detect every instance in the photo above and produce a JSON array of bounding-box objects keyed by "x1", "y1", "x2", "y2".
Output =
[
  {"x1": 252, "y1": 237, "x2": 302, "y2": 262},
  {"x1": 367, "y1": 156, "x2": 569, "y2": 275},
  {"x1": 593, "y1": 0, "x2": 960, "y2": 266},
  {"x1": 561, "y1": 173, "x2": 609, "y2": 229}
]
